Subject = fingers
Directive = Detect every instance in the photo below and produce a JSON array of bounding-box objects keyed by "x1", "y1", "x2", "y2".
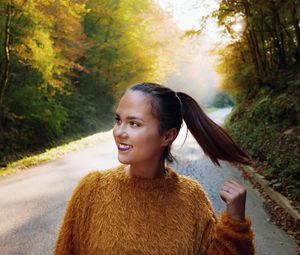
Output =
[
  {"x1": 226, "y1": 179, "x2": 240, "y2": 185},
  {"x1": 223, "y1": 180, "x2": 246, "y2": 192},
  {"x1": 226, "y1": 179, "x2": 243, "y2": 188},
  {"x1": 220, "y1": 179, "x2": 247, "y2": 205},
  {"x1": 220, "y1": 187, "x2": 238, "y2": 199},
  {"x1": 219, "y1": 190, "x2": 230, "y2": 204},
  {"x1": 220, "y1": 180, "x2": 247, "y2": 216}
]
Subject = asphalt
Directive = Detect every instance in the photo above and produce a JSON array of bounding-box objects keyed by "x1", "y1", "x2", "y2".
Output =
[{"x1": 0, "y1": 107, "x2": 298, "y2": 254}]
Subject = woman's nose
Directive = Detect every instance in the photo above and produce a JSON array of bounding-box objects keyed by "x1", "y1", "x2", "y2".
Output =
[{"x1": 113, "y1": 124, "x2": 128, "y2": 138}]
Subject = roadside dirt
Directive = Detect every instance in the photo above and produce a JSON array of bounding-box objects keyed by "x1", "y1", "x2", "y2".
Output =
[{"x1": 236, "y1": 164, "x2": 300, "y2": 254}]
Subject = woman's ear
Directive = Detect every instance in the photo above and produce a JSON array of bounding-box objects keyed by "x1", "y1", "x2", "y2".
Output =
[{"x1": 161, "y1": 128, "x2": 178, "y2": 146}]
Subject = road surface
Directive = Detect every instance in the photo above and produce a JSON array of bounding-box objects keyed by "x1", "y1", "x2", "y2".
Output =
[{"x1": 0, "y1": 107, "x2": 298, "y2": 254}]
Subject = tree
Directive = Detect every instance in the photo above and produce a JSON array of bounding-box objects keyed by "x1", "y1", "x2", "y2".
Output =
[{"x1": 210, "y1": 0, "x2": 300, "y2": 99}]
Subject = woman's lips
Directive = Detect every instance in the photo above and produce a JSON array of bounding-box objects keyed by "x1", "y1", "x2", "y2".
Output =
[{"x1": 118, "y1": 143, "x2": 133, "y2": 151}]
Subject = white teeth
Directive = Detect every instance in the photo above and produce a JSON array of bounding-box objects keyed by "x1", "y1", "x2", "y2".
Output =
[{"x1": 119, "y1": 143, "x2": 132, "y2": 149}]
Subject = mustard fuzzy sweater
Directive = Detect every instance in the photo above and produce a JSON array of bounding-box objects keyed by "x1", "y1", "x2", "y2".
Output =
[{"x1": 53, "y1": 164, "x2": 256, "y2": 255}]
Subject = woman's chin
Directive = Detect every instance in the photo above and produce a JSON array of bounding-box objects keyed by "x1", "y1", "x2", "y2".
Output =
[{"x1": 117, "y1": 155, "x2": 132, "y2": 165}]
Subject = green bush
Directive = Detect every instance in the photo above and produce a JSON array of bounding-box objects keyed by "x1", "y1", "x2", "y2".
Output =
[
  {"x1": 7, "y1": 83, "x2": 67, "y2": 141},
  {"x1": 224, "y1": 86, "x2": 300, "y2": 202}
]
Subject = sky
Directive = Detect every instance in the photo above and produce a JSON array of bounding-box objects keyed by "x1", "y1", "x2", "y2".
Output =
[
  {"x1": 156, "y1": 0, "x2": 221, "y2": 41},
  {"x1": 155, "y1": 0, "x2": 224, "y2": 106}
]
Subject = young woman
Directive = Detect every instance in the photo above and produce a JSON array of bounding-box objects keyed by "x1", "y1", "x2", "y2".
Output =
[{"x1": 53, "y1": 82, "x2": 256, "y2": 255}]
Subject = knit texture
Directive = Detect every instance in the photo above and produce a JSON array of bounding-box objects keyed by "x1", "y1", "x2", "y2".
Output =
[{"x1": 53, "y1": 164, "x2": 256, "y2": 255}]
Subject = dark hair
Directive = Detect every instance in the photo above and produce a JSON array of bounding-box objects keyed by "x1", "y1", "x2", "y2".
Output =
[{"x1": 129, "y1": 82, "x2": 254, "y2": 167}]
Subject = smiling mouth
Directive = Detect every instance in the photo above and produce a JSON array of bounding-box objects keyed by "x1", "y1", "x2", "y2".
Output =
[{"x1": 118, "y1": 143, "x2": 133, "y2": 151}]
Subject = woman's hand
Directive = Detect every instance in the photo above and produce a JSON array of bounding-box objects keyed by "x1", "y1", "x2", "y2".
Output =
[{"x1": 219, "y1": 179, "x2": 247, "y2": 221}]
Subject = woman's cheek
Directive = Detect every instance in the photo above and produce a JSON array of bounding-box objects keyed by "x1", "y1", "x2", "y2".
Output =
[{"x1": 144, "y1": 131, "x2": 162, "y2": 148}]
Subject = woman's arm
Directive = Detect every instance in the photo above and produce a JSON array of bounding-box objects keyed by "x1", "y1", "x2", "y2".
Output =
[
  {"x1": 193, "y1": 181, "x2": 256, "y2": 255},
  {"x1": 199, "y1": 209, "x2": 255, "y2": 255},
  {"x1": 53, "y1": 172, "x2": 98, "y2": 255}
]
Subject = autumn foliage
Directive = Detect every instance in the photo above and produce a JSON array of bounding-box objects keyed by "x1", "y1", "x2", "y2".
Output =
[{"x1": 0, "y1": 0, "x2": 182, "y2": 165}]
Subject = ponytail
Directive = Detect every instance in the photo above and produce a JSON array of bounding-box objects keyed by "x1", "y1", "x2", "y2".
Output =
[
  {"x1": 177, "y1": 92, "x2": 254, "y2": 167},
  {"x1": 129, "y1": 82, "x2": 253, "y2": 167}
]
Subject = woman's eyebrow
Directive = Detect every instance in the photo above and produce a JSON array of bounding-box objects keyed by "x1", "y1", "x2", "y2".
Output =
[{"x1": 115, "y1": 113, "x2": 144, "y2": 122}]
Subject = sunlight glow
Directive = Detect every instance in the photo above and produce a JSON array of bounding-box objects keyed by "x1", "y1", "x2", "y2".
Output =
[
  {"x1": 230, "y1": 14, "x2": 246, "y2": 35},
  {"x1": 155, "y1": 0, "x2": 219, "y2": 30},
  {"x1": 232, "y1": 22, "x2": 243, "y2": 33},
  {"x1": 155, "y1": 0, "x2": 227, "y2": 105},
  {"x1": 155, "y1": 0, "x2": 227, "y2": 44}
]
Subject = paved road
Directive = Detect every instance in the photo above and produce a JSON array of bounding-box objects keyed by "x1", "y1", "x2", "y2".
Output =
[{"x1": 0, "y1": 107, "x2": 298, "y2": 254}]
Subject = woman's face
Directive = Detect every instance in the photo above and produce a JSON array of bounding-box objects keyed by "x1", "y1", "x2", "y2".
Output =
[{"x1": 113, "y1": 90, "x2": 169, "y2": 166}]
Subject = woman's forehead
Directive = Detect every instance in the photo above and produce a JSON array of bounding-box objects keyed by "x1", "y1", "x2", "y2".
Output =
[{"x1": 116, "y1": 90, "x2": 153, "y2": 117}]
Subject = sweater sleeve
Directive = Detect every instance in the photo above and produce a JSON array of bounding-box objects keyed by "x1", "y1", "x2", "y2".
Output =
[
  {"x1": 193, "y1": 183, "x2": 256, "y2": 255},
  {"x1": 53, "y1": 172, "x2": 98, "y2": 255}
]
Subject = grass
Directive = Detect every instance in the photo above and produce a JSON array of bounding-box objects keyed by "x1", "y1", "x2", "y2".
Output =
[{"x1": 0, "y1": 130, "x2": 112, "y2": 177}]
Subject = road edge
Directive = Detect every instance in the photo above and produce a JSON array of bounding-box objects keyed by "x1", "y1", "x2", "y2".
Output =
[
  {"x1": 236, "y1": 164, "x2": 300, "y2": 251},
  {"x1": 242, "y1": 165, "x2": 300, "y2": 221}
]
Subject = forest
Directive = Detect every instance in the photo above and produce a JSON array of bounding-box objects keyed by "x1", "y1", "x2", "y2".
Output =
[
  {"x1": 1, "y1": 0, "x2": 299, "y2": 208},
  {"x1": 211, "y1": 0, "x2": 300, "y2": 204},
  {"x1": 0, "y1": 0, "x2": 182, "y2": 166}
]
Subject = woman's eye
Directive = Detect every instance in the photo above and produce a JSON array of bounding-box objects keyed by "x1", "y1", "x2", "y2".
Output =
[
  {"x1": 130, "y1": 121, "x2": 140, "y2": 127},
  {"x1": 115, "y1": 117, "x2": 121, "y2": 124},
  {"x1": 115, "y1": 116, "x2": 140, "y2": 127}
]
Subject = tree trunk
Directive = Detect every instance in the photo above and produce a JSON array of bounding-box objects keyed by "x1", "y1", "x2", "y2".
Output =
[
  {"x1": 0, "y1": 1, "x2": 12, "y2": 107},
  {"x1": 243, "y1": 0, "x2": 266, "y2": 78},
  {"x1": 291, "y1": 1, "x2": 300, "y2": 61},
  {"x1": 273, "y1": 11, "x2": 286, "y2": 68}
]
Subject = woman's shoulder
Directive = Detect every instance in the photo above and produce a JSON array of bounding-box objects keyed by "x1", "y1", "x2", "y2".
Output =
[
  {"x1": 76, "y1": 164, "x2": 124, "y2": 188},
  {"x1": 175, "y1": 172, "x2": 217, "y2": 220},
  {"x1": 175, "y1": 172, "x2": 212, "y2": 205},
  {"x1": 175, "y1": 171, "x2": 206, "y2": 193}
]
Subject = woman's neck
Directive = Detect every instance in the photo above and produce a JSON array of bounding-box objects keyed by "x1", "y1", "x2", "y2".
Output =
[{"x1": 126, "y1": 160, "x2": 166, "y2": 179}]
